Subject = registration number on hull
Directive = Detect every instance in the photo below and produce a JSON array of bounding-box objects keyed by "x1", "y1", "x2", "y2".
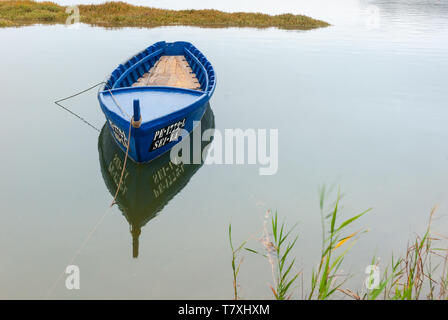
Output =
[
  {"x1": 150, "y1": 118, "x2": 186, "y2": 151},
  {"x1": 108, "y1": 119, "x2": 128, "y2": 148}
]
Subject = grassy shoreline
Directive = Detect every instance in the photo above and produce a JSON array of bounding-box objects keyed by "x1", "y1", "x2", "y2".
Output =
[{"x1": 0, "y1": 0, "x2": 330, "y2": 29}]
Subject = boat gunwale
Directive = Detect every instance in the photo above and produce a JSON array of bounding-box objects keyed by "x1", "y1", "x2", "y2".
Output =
[
  {"x1": 184, "y1": 47, "x2": 209, "y2": 95},
  {"x1": 112, "y1": 48, "x2": 164, "y2": 89}
]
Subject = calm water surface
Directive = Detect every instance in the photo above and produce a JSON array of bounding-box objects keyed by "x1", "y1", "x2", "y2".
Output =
[{"x1": 1, "y1": 0, "x2": 448, "y2": 298}]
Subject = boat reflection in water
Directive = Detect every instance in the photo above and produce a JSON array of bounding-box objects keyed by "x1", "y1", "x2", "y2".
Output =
[{"x1": 98, "y1": 104, "x2": 215, "y2": 258}]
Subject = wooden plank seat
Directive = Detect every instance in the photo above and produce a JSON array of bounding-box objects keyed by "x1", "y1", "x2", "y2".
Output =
[{"x1": 132, "y1": 55, "x2": 201, "y2": 90}]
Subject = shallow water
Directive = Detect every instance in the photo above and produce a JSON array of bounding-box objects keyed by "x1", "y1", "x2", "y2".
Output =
[{"x1": 1, "y1": 0, "x2": 448, "y2": 299}]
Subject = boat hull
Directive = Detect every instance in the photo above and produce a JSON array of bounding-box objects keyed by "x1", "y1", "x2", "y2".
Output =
[{"x1": 100, "y1": 96, "x2": 210, "y2": 163}]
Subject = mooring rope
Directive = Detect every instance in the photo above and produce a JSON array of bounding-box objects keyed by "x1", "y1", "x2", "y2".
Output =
[
  {"x1": 54, "y1": 80, "x2": 133, "y2": 207},
  {"x1": 110, "y1": 119, "x2": 133, "y2": 207},
  {"x1": 54, "y1": 83, "x2": 102, "y2": 132},
  {"x1": 45, "y1": 206, "x2": 111, "y2": 299},
  {"x1": 108, "y1": 88, "x2": 132, "y2": 120},
  {"x1": 47, "y1": 81, "x2": 135, "y2": 298},
  {"x1": 54, "y1": 81, "x2": 131, "y2": 130}
]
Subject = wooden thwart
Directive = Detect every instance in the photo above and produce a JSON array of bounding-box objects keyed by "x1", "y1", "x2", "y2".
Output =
[{"x1": 133, "y1": 55, "x2": 201, "y2": 90}]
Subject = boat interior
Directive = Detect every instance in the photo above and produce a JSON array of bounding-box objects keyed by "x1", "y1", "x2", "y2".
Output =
[
  {"x1": 104, "y1": 42, "x2": 215, "y2": 94},
  {"x1": 132, "y1": 55, "x2": 201, "y2": 90}
]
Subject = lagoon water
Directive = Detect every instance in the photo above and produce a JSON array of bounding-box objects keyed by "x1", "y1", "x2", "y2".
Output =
[{"x1": 1, "y1": 0, "x2": 448, "y2": 298}]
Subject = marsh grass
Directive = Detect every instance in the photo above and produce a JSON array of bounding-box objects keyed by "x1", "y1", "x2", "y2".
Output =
[
  {"x1": 0, "y1": 1, "x2": 330, "y2": 29},
  {"x1": 229, "y1": 188, "x2": 370, "y2": 300},
  {"x1": 308, "y1": 187, "x2": 371, "y2": 299},
  {"x1": 358, "y1": 208, "x2": 448, "y2": 300},
  {"x1": 228, "y1": 187, "x2": 448, "y2": 300},
  {"x1": 228, "y1": 224, "x2": 248, "y2": 300},
  {"x1": 255, "y1": 210, "x2": 301, "y2": 300},
  {"x1": 268, "y1": 212, "x2": 300, "y2": 300},
  {"x1": 0, "y1": 1, "x2": 67, "y2": 26}
]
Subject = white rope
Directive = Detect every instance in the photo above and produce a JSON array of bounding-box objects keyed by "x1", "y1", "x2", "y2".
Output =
[
  {"x1": 105, "y1": 86, "x2": 132, "y2": 120},
  {"x1": 54, "y1": 81, "x2": 132, "y2": 128}
]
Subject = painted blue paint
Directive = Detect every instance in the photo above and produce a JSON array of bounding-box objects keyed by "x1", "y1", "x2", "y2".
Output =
[{"x1": 97, "y1": 41, "x2": 216, "y2": 163}]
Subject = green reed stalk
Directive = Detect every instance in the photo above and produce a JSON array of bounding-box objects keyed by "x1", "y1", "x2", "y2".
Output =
[
  {"x1": 308, "y1": 188, "x2": 371, "y2": 300},
  {"x1": 228, "y1": 224, "x2": 247, "y2": 300},
  {"x1": 267, "y1": 211, "x2": 300, "y2": 300}
]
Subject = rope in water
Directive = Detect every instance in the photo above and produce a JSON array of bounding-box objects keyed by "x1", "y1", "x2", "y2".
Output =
[
  {"x1": 54, "y1": 81, "x2": 131, "y2": 129},
  {"x1": 54, "y1": 81, "x2": 133, "y2": 204},
  {"x1": 54, "y1": 82, "x2": 103, "y2": 132},
  {"x1": 47, "y1": 81, "x2": 134, "y2": 297},
  {"x1": 45, "y1": 206, "x2": 111, "y2": 298}
]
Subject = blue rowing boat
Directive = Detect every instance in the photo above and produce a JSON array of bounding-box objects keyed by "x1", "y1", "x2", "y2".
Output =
[{"x1": 98, "y1": 41, "x2": 216, "y2": 163}]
